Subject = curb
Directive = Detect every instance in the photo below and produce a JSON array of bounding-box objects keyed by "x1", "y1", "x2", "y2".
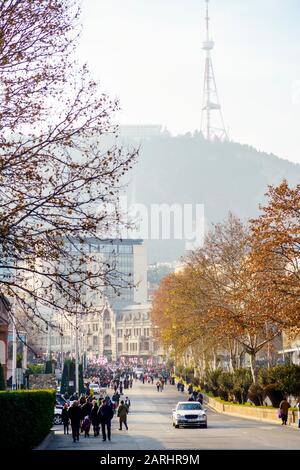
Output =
[{"x1": 33, "y1": 430, "x2": 54, "y2": 450}]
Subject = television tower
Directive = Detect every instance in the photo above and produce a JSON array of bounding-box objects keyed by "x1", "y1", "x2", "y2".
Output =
[{"x1": 200, "y1": 0, "x2": 228, "y2": 141}]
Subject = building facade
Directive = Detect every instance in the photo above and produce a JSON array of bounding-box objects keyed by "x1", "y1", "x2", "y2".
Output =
[
  {"x1": 116, "y1": 304, "x2": 164, "y2": 364},
  {"x1": 35, "y1": 238, "x2": 165, "y2": 366}
]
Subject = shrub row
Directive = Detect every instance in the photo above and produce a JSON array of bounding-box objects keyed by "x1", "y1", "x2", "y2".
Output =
[
  {"x1": 200, "y1": 364, "x2": 300, "y2": 407},
  {"x1": 0, "y1": 390, "x2": 55, "y2": 450}
]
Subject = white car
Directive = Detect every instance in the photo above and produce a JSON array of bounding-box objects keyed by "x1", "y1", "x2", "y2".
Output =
[
  {"x1": 53, "y1": 405, "x2": 63, "y2": 425},
  {"x1": 89, "y1": 383, "x2": 101, "y2": 396},
  {"x1": 172, "y1": 401, "x2": 207, "y2": 428}
]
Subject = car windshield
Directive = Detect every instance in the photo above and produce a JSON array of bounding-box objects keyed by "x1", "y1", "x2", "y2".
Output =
[
  {"x1": 56, "y1": 395, "x2": 67, "y2": 406},
  {"x1": 177, "y1": 403, "x2": 203, "y2": 410}
]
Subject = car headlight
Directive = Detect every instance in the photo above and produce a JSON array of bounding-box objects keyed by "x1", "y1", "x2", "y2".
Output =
[
  {"x1": 200, "y1": 414, "x2": 206, "y2": 419},
  {"x1": 176, "y1": 414, "x2": 182, "y2": 419}
]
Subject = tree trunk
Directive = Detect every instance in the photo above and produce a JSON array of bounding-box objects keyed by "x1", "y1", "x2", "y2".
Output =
[
  {"x1": 229, "y1": 352, "x2": 237, "y2": 372},
  {"x1": 213, "y1": 350, "x2": 217, "y2": 370},
  {"x1": 249, "y1": 351, "x2": 257, "y2": 384}
]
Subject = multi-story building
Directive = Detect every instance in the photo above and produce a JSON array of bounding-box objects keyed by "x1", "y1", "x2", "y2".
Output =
[
  {"x1": 116, "y1": 303, "x2": 164, "y2": 363},
  {"x1": 35, "y1": 238, "x2": 166, "y2": 365},
  {"x1": 47, "y1": 301, "x2": 117, "y2": 363}
]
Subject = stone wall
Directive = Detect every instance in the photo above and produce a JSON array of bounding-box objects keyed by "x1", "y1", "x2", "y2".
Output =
[{"x1": 28, "y1": 374, "x2": 57, "y2": 390}]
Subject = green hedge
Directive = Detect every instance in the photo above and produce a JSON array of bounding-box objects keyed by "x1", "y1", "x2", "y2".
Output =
[{"x1": 0, "y1": 390, "x2": 55, "y2": 450}]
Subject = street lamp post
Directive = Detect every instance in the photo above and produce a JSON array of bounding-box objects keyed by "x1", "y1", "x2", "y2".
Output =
[
  {"x1": 75, "y1": 310, "x2": 79, "y2": 395},
  {"x1": 11, "y1": 317, "x2": 16, "y2": 390}
]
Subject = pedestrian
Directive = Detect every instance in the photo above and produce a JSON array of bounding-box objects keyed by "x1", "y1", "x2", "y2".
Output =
[
  {"x1": 91, "y1": 400, "x2": 100, "y2": 437},
  {"x1": 112, "y1": 391, "x2": 120, "y2": 411},
  {"x1": 188, "y1": 384, "x2": 193, "y2": 395},
  {"x1": 81, "y1": 397, "x2": 92, "y2": 432},
  {"x1": 198, "y1": 392, "x2": 204, "y2": 404},
  {"x1": 62, "y1": 403, "x2": 69, "y2": 434},
  {"x1": 279, "y1": 397, "x2": 290, "y2": 425},
  {"x1": 297, "y1": 398, "x2": 300, "y2": 428},
  {"x1": 118, "y1": 400, "x2": 129, "y2": 430},
  {"x1": 68, "y1": 400, "x2": 81, "y2": 443},
  {"x1": 156, "y1": 380, "x2": 161, "y2": 392},
  {"x1": 82, "y1": 415, "x2": 91, "y2": 437},
  {"x1": 99, "y1": 397, "x2": 114, "y2": 442},
  {"x1": 124, "y1": 396, "x2": 131, "y2": 412}
]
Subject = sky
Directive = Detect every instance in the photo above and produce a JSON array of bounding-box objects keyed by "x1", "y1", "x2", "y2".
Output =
[{"x1": 78, "y1": 0, "x2": 300, "y2": 164}]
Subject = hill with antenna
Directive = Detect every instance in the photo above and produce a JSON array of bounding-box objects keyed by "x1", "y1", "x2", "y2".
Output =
[{"x1": 121, "y1": 131, "x2": 300, "y2": 263}]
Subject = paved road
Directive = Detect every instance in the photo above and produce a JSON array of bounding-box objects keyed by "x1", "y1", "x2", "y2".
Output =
[{"x1": 46, "y1": 381, "x2": 300, "y2": 450}]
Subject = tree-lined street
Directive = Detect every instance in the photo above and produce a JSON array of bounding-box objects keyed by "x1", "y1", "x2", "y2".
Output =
[{"x1": 45, "y1": 381, "x2": 300, "y2": 450}]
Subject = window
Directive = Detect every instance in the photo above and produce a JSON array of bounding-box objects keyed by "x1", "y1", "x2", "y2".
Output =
[
  {"x1": 118, "y1": 343, "x2": 123, "y2": 352},
  {"x1": 118, "y1": 245, "x2": 133, "y2": 254},
  {"x1": 117, "y1": 329, "x2": 123, "y2": 338},
  {"x1": 104, "y1": 335, "x2": 111, "y2": 348},
  {"x1": 93, "y1": 336, "x2": 98, "y2": 346}
]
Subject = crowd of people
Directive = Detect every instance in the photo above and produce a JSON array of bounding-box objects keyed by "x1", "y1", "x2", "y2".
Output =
[
  {"x1": 60, "y1": 366, "x2": 134, "y2": 443},
  {"x1": 57, "y1": 364, "x2": 185, "y2": 443}
]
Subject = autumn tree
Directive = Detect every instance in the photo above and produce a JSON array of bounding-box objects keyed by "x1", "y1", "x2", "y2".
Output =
[
  {"x1": 250, "y1": 180, "x2": 300, "y2": 331},
  {"x1": 152, "y1": 214, "x2": 288, "y2": 383},
  {"x1": 0, "y1": 1, "x2": 137, "y2": 344}
]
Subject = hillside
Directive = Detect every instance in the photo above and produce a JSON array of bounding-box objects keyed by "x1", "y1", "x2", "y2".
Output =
[{"x1": 115, "y1": 132, "x2": 300, "y2": 263}]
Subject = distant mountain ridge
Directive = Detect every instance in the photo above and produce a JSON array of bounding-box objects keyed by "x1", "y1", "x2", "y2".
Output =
[{"x1": 116, "y1": 132, "x2": 300, "y2": 263}]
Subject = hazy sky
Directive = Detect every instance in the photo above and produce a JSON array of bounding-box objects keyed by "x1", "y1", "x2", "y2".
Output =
[{"x1": 78, "y1": 0, "x2": 300, "y2": 164}]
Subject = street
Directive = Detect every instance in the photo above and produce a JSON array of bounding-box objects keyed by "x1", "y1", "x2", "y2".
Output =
[{"x1": 46, "y1": 381, "x2": 300, "y2": 450}]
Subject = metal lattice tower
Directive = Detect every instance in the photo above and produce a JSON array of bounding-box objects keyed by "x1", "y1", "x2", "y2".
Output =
[{"x1": 200, "y1": 0, "x2": 228, "y2": 141}]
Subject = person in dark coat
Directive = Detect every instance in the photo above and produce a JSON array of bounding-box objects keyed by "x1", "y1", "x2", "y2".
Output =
[
  {"x1": 91, "y1": 400, "x2": 100, "y2": 437},
  {"x1": 117, "y1": 400, "x2": 128, "y2": 430},
  {"x1": 99, "y1": 397, "x2": 114, "y2": 441},
  {"x1": 61, "y1": 403, "x2": 69, "y2": 434},
  {"x1": 81, "y1": 400, "x2": 93, "y2": 420},
  {"x1": 68, "y1": 401, "x2": 81, "y2": 443},
  {"x1": 279, "y1": 397, "x2": 290, "y2": 425}
]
